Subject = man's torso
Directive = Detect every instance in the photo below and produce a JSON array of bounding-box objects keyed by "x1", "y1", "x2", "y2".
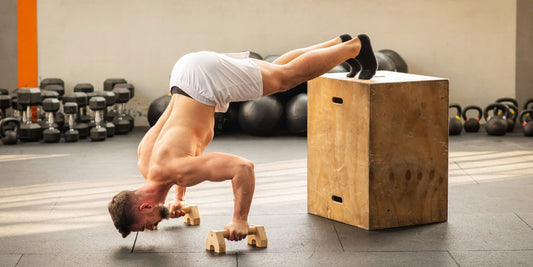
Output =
[{"x1": 137, "y1": 94, "x2": 215, "y2": 182}]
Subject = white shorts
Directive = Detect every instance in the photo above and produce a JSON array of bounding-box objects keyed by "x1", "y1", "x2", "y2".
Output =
[{"x1": 169, "y1": 51, "x2": 263, "y2": 112}]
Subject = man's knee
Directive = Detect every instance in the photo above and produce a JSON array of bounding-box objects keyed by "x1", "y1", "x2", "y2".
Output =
[
  {"x1": 277, "y1": 65, "x2": 305, "y2": 92},
  {"x1": 268, "y1": 73, "x2": 298, "y2": 94},
  {"x1": 259, "y1": 63, "x2": 296, "y2": 95}
]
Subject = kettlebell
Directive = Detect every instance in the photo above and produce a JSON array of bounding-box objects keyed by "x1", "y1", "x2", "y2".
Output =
[
  {"x1": 496, "y1": 97, "x2": 518, "y2": 108},
  {"x1": 448, "y1": 104, "x2": 462, "y2": 135},
  {"x1": 524, "y1": 99, "x2": 533, "y2": 121},
  {"x1": 496, "y1": 98, "x2": 518, "y2": 132},
  {"x1": 0, "y1": 118, "x2": 21, "y2": 145},
  {"x1": 519, "y1": 109, "x2": 533, "y2": 137},
  {"x1": 462, "y1": 105, "x2": 482, "y2": 132},
  {"x1": 498, "y1": 104, "x2": 518, "y2": 132},
  {"x1": 484, "y1": 103, "x2": 509, "y2": 136}
]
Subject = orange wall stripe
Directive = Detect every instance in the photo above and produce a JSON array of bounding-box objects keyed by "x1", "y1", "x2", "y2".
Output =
[{"x1": 17, "y1": 0, "x2": 38, "y2": 88}]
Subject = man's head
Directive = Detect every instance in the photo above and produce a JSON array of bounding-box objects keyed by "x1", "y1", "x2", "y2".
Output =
[{"x1": 108, "y1": 190, "x2": 170, "y2": 238}]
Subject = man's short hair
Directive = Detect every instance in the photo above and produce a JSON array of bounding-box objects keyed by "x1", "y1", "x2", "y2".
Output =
[{"x1": 108, "y1": 190, "x2": 136, "y2": 238}]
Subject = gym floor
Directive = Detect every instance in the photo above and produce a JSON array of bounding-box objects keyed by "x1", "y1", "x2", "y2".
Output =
[{"x1": 0, "y1": 127, "x2": 532, "y2": 267}]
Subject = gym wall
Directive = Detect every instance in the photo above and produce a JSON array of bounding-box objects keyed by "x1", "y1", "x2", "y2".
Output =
[
  {"x1": 516, "y1": 0, "x2": 533, "y2": 104},
  {"x1": 19, "y1": 1, "x2": 524, "y2": 125},
  {"x1": 0, "y1": 0, "x2": 18, "y2": 91}
]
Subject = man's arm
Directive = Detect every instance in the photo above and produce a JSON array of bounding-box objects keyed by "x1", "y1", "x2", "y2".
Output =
[
  {"x1": 176, "y1": 185, "x2": 186, "y2": 201},
  {"x1": 167, "y1": 185, "x2": 187, "y2": 218},
  {"x1": 161, "y1": 152, "x2": 255, "y2": 241}
]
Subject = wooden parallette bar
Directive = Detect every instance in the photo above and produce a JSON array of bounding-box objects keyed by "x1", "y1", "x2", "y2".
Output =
[
  {"x1": 307, "y1": 71, "x2": 449, "y2": 230},
  {"x1": 181, "y1": 205, "x2": 200, "y2": 226},
  {"x1": 206, "y1": 225, "x2": 268, "y2": 253}
]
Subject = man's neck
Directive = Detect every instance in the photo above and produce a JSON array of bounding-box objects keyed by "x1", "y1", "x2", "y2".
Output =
[{"x1": 135, "y1": 181, "x2": 172, "y2": 204}]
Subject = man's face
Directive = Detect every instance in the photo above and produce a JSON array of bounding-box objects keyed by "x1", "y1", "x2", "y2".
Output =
[{"x1": 130, "y1": 204, "x2": 170, "y2": 232}]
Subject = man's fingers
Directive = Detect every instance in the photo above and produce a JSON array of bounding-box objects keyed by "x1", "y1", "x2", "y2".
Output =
[
  {"x1": 227, "y1": 231, "x2": 246, "y2": 241},
  {"x1": 167, "y1": 204, "x2": 186, "y2": 218},
  {"x1": 231, "y1": 233, "x2": 240, "y2": 241},
  {"x1": 170, "y1": 208, "x2": 186, "y2": 218}
]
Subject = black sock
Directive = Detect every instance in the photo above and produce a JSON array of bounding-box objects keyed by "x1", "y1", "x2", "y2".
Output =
[
  {"x1": 339, "y1": 34, "x2": 352, "y2": 43},
  {"x1": 339, "y1": 34, "x2": 361, "y2": 78},
  {"x1": 355, "y1": 34, "x2": 377, "y2": 80},
  {"x1": 346, "y1": 58, "x2": 361, "y2": 78}
]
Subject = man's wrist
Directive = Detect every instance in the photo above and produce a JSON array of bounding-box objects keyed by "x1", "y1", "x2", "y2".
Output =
[{"x1": 232, "y1": 215, "x2": 248, "y2": 223}]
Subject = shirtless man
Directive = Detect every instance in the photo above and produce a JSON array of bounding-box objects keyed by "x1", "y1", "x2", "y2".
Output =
[{"x1": 108, "y1": 34, "x2": 377, "y2": 241}]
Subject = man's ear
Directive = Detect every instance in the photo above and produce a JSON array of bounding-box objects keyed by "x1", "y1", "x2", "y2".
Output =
[{"x1": 139, "y1": 203, "x2": 152, "y2": 211}]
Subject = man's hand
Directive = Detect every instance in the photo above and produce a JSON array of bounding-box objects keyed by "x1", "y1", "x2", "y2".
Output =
[
  {"x1": 166, "y1": 200, "x2": 186, "y2": 219},
  {"x1": 224, "y1": 220, "x2": 250, "y2": 241}
]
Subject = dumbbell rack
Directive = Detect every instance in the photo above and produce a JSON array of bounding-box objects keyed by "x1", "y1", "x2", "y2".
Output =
[{"x1": 0, "y1": 77, "x2": 137, "y2": 145}]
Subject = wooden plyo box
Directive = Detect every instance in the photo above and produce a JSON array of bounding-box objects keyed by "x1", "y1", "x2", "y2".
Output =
[{"x1": 307, "y1": 71, "x2": 449, "y2": 230}]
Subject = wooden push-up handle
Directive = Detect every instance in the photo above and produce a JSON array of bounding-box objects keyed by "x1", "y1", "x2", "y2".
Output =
[
  {"x1": 181, "y1": 205, "x2": 200, "y2": 226},
  {"x1": 206, "y1": 225, "x2": 268, "y2": 253}
]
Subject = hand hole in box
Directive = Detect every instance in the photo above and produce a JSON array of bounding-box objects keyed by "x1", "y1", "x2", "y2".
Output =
[
  {"x1": 332, "y1": 97, "x2": 343, "y2": 104},
  {"x1": 332, "y1": 195, "x2": 343, "y2": 203}
]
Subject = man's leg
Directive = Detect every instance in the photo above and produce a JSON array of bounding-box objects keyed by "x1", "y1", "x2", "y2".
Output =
[
  {"x1": 257, "y1": 37, "x2": 362, "y2": 96},
  {"x1": 272, "y1": 37, "x2": 343, "y2": 65}
]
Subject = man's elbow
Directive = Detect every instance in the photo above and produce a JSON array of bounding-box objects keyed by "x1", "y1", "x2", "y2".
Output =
[{"x1": 239, "y1": 160, "x2": 255, "y2": 177}]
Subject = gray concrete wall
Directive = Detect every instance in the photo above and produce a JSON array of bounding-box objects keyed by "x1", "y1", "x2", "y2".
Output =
[
  {"x1": 36, "y1": 0, "x2": 518, "y2": 126},
  {"x1": 516, "y1": 0, "x2": 533, "y2": 107},
  {"x1": 0, "y1": 0, "x2": 18, "y2": 92}
]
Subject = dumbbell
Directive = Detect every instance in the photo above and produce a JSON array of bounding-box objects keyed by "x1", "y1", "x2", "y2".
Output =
[
  {"x1": 17, "y1": 88, "x2": 42, "y2": 142},
  {"x1": 113, "y1": 83, "x2": 135, "y2": 99},
  {"x1": 42, "y1": 98, "x2": 61, "y2": 143},
  {"x1": 0, "y1": 95, "x2": 11, "y2": 119},
  {"x1": 103, "y1": 78, "x2": 127, "y2": 91},
  {"x1": 11, "y1": 96, "x2": 22, "y2": 120},
  {"x1": 112, "y1": 88, "x2": 134, "y2": 134},
  {"x1": 63, "y1": 102, "x2": 79, "y2": 142},
  {"x1": 114, "y1": 83, "x2": 135, "y2": 128},
  {"x1": 89, "y1": 97, "x2": 107, "y2": 141},
  {"x1": 40, "y1": 90, "x2": 61, "y2": 127},
  {"x1": 41, "y1": 85, "x2": 66, "y2": 129},
  {"x1": 40, "y1": 89, "x2": 59, "y2": 101},
  {"x1": 103, "y1": 91, "x2": 118, "y2": 124},
  {"x1": 63, "y1": 92, "x2": 90, "y2": 138},
  {"x1": 101, "y1": 91, "x2": 116, "y2": 137},
  {"x1": 79, "y1": 93, "x2": 92, "y2": 124},
  {"x1": 40, "y1": 78, "x2": 64, "y2": 91},
  {"x1": 89, "y1": 91, "x2": 116, "y2": 137},
  {"x1": 77, "y1": 85, "x2": 95, "y2": 127},
  {"x1": 206, "y1": 225, "x2": 268, "y2": 253},
  {"x1": 41, "y1": 84, "x2": 65, "y2": 99},
  {"x1": 74, "y1": 83, "x2": 94, "y2": 94},
  {"x1": 63, "y1": 92, "x2": 91, "y2": 123},
  {"x1": 74, "y1": 86, "x2": 94, "y2": 126}
]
